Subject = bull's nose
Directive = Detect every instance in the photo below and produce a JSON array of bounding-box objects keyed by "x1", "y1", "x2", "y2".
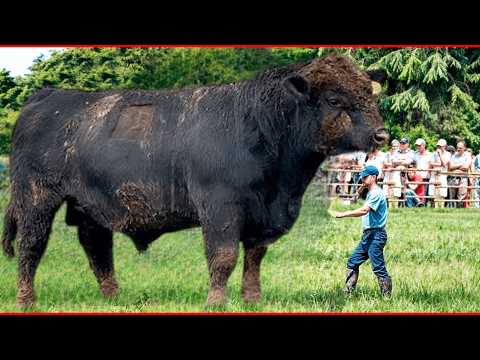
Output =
[{"x1": 373, "y1": 128, "x2": 389, "y2": 145}]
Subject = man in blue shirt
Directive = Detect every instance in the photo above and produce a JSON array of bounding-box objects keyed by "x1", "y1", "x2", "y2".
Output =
[{"x1": 329, "y1": 165, "x2": 392, "y2": 297}]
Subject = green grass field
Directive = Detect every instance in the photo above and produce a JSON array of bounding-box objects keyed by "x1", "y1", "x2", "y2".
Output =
[{"x1": 1, "y1": 189, "x2": 480, "y2": 313}]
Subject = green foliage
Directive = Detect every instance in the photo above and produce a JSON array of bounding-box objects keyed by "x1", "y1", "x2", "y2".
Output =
[
  {"x1": 0, "y1": 69, "x2": 18, "y2": 109},
  {"x1": 1, "y1": 190, "x2": 480, "y2": 312},
  {"x1": 18, "y1": 48, "x2": 300, "y2": 92},
  {"x1": 0, "y1": 109, "x2": 18, "y2": 154},
  {"x1": 363, "y1": 48, "x2": 480, "y2": 150},
  {"x1": 2, "y1": 47, "x2": 480, "y2": 155}
]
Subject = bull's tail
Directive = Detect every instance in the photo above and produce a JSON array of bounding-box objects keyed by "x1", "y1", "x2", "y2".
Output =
[{"x1": 2, "y1": 203, "x2": 17, "y2": 258}]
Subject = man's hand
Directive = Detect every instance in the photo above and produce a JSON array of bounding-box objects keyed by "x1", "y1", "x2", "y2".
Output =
[{"x1": 328, "y1": 209, "x2": 343, "y2": 218}]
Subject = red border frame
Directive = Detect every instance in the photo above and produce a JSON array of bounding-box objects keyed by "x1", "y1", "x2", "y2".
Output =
[
  {"x1": 2, "y1": 312, "x2": 480, "y2": 316},
  {"x1": 1, "y1": 44, "x2": 480, "y2": 316}
]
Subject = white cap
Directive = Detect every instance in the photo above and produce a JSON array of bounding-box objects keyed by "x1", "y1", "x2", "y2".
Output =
[
  {"x1": 391, "y1": 139, "x2": 400, "y2": 146},
  {"x1": 437, "y1": 139, "x2": 447, "y2": 147},
  {"x1": 415, "y1": 138, "x2": 426, "y2": 146}
]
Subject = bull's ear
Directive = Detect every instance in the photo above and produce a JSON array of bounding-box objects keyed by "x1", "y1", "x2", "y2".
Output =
[
  {"x1": 282, "y1": 74, "x2": 311, "y2": 101},
  {"x1": 366, "y1": 69, "x2": 388, "y2": 85}
]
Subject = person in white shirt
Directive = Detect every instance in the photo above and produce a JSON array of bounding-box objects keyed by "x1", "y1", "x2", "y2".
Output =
[
  {"x1": 472, "y1": 151, "x2": 480, "y2": 208},
  {"x1": 351, "y1": 151, "x2": 367, "y2": 195},
  {"x1": 429, "y1": 139, "x2": 451, "y2": 208},
  {"x1": 413, "y1": 138, "x2": 433, "y2": 205},
  {"x1": 337, "y1": 153, "x2": 357, "y2": 195},
  {"x1": 382, "y1": 139, "x2": 399, "y2": 200},
  {"x1": 328, "y1": 155, "x2": 343, "y2": 197},
  {"x1": 448, "y1": 141, "x2": 472, "y2": 208},
  {"x1": 365, "y1": 147, "x2": 386, "y2": 179},
  {"x1": 465, "y1": 148, "x2": 476, "y2": 208},
  {"x1": 391, "y1": 138, "x2": 415, "y2": 207}
]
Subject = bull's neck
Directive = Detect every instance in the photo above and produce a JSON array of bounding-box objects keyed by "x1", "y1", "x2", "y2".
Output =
[
  {"x1": 277, "y1": 142, "x2": 325, "y2": 198},
  {"x1": 239, "y1": 80, "x2": 325, "y2": 198}
]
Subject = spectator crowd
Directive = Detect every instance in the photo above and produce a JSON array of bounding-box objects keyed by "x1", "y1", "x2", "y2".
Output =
[{"x1": 327, "y1": 137, "x2": 480, "y2": 208}]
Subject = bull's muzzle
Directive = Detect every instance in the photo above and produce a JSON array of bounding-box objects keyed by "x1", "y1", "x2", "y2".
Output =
[{"x1": 373, "y1": 128, "x2": 389, "y2": 146}]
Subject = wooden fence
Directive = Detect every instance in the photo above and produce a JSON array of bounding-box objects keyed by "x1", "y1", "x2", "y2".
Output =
[{"x1": 325, "y1": 168, "x2": 480, "y2": 208}]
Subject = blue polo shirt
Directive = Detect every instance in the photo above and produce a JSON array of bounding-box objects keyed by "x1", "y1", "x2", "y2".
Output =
[{"x1": 362, "y1": 186, "x2": 388, "y2": 230}]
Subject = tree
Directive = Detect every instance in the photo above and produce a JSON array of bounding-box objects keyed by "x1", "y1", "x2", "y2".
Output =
[
  {"x1": 371, "y1": 48, "x2": 480, "y2": 150},
  {"x1": 2, "y1": 47, "x2": 480, "y2": 155},
  {"x1": 0, "y1": 69, "x2": 18, "y2": 109}
]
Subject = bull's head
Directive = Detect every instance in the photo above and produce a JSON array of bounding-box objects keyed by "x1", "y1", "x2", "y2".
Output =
[{"x1": 282, "y1": 54, "x2": 389, "y2": 155}]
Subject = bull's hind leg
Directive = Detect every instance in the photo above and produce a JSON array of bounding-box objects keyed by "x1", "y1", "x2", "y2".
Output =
[
  {"x1": 77, "y1": 215, "x2": 118, "y2": 298},
  {"x1": 16, "y1": 183, "x2": 62, "y2": 308},
  {"x1": 241, "y1": 244, "x2": 268, "y2": 304}
]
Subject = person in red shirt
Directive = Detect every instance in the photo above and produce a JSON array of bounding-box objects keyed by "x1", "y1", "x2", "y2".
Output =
[{"x1": 404, "y1": 167, "x2": 425, "y2": 207}]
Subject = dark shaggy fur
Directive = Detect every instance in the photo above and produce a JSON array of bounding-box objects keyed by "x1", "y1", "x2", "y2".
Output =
[{"x1": 2, "y1": 54, "x2": 387, "y2": 308}]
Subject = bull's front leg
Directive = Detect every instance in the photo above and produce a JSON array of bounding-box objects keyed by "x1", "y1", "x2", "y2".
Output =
[
  {"x1": 241, "y1": 244, "x2": 268, "y2": 304},
  {"x1": 201, "y1": 203, "x2": 242, "y2": 307}
]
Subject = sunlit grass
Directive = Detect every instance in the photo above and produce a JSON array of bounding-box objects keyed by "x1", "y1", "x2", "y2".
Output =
[{"x1": 1, "y1": 190, "x2": 480, "y2": 312}]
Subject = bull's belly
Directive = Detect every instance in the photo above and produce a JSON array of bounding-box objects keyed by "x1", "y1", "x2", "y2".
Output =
[
  {"x1": 118, "y1": 210, "x2": 200, "y2": 234},
  {"x1": 111, "y1": 197, "x2": 200, "y2": 234},
  {"x1": 241, "y1": 215, "x2": 299, "y2": 247},
  {"x1": 69, "y1": 188, "x2": 200, "y2": 234}
]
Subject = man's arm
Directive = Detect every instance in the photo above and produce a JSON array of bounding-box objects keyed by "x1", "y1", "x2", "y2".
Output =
[
  {"x1": 439, "y1": 152, "x2": 450, "y2": 168},
  {"x1": 393, "y1": 156, "x2": 413, "y2": 168},
  {"x1": 430, "y1": 152, "x2": 441, "y2": 168},
  {"x1": 460, "y1": 156, "x2": 472, "y2": 172},
  {"x1": 449, "y1": 159, "x2": 461, "y2": 171},
  {"x1": 329, "y1": 204, "x2": 371, "y2": 218}
]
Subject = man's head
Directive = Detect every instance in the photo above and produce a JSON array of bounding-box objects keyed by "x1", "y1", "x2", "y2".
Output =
[
  {"x1": 436, "y1": 139, "x2": 447, "y2": 150},
  {"x1": 390, "y1": 139, "x2": 399, "y2": 152},
  {"x1": 399, "y1": 137, "x2": 409, "y2": 151},
  {"x1": 407, "y1": 164, "x2": 416, "y2": 178},
  {"x1": 447, "y1": 145, "x2": 456, "y2": 154},
  {"x1": 415, "y1": 138, "x2": 426, "y2": 153},
  {"x1": 359, "y1": 165, "x2": 379, "y2": 186},
  {"x1": 456, "y1": 141, "x2": 466, "y2": 155}
]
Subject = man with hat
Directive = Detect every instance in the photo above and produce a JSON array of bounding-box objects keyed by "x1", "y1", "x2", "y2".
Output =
[
  {"x1": 393, "y1": 138, "x2": 415, "y2": 164},
  {"x1": 382, "y1": 139, "x2": 400, "y2": 201},
  {"x1": 329, "y1": 165, "x2": 392, "y2": 297},
  {"x1": 448, "y1": 141, "x2": 472, "y2": 208},
  {"x1": 413, "y1": 138, "x2": 433, "y2": 205},
  {"x1": 430, "y1": 139, "x2": 451, "y2": 207},
  {"x1": 391, "y1": 137, "x2": 415, "y2": 207}
]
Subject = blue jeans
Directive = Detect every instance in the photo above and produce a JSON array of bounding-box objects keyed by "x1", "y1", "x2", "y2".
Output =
[
  {"x1": 347, "y1": 228, "x2": 389, "y2": 279},
  {"x1": 404, "y1": 189, "x2": 420, "y2": 208}
]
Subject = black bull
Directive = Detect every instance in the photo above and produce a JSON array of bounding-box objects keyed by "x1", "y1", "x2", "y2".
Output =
[{"x1": 2, "y1": 54, "x2": 388, "y2": 308}]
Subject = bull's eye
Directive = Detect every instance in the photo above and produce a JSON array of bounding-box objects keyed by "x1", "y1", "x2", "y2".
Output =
[{"x1": 327, "y1": 98, "x2": 342, "y2": 108}]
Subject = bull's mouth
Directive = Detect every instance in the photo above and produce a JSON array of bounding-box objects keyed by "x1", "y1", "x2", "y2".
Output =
[{"x1": 315, "y1": 127, "x2": 389, "y2": 155}]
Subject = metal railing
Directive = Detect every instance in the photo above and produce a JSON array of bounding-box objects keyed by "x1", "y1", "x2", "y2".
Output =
[{"x1": 325, "y1": 167, "x2": 480, "y2": 208}]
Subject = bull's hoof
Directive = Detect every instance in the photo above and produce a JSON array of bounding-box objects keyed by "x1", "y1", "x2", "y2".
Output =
[
  {"x1": 18, "y1": 282, "x2": 35, "y2": 310},
  {"x1": 205, "y1": 289, "x2": 227, "y2": 307},
  {"x1": 17, "y1": 294, "x2": 36, "y2": 310},
  {"x1": 241, "y1": 289, "x2": 261, "y2": 304},
  {"x1": 18, "y1": 300, "x2": 35, "y2": 310},
  {"x1": 100, "y1": 277, "x2": 119, "y2": 299}
]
